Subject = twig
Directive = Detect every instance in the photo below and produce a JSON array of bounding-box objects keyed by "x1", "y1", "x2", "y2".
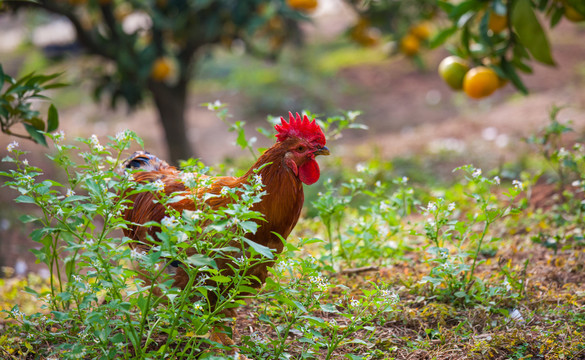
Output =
[{"x1": 333, "y1": 265, "x2": 379, "y2": 277}]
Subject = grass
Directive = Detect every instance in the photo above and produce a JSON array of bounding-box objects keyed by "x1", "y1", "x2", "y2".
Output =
[{"x1": 1, "y1": 108, "x2": 585, "y2": 359}]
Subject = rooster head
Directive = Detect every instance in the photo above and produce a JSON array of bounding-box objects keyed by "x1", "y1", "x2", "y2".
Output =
[{"x1": 275, "y1": 112, "x2": 330, "y2": 185}]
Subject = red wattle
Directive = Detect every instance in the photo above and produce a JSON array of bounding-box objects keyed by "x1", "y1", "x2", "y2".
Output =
[{"x1": 299, "y1": 159, "x2": 320, "y2": 185}]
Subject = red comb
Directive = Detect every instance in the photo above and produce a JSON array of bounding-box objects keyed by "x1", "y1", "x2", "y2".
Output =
[{"x1": 275, "y1": 112, "x2": 326, "y2": 146}]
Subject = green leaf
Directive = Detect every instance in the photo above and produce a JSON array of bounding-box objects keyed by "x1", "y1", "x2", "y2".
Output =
[
  {"x1": 23, "y1": 123, "x2": 47, "y2": 146},
  {"x1": 47, "y1": 104, "x2": 59, "y2": 133},
  {"x1": 15, "y1": 195, "x2": 36, "y2": 204},
  {"x1": 429, "y1": 26, "x2": 458, "y2": 49},
  {"x1": 19, "y1": 214, "x2": 39, "y2": 223},
  {"x1": 243, "y1": 238, "x2": 274, "y2": 259},
  {"x1": 185, "y1": 254, "x2": 217, "y2": 269},
  {"x1": 319, "y1": 303, "x2": 339, "y2": 313},
  {"x1": 511, "y1": 0, "x2": 555, "y2": 66},
  {"x1": 501, "y1": 57, "x2": 529, "y2": 95},
  {"x1": 566, "y1": 0, "x2": 585, "y2": 16}
]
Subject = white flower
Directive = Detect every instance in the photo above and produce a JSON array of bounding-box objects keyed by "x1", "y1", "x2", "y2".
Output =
[
  {"x1": 90, "y1": 134, "x2": 104, "y2": 152},
  {"x1": 115, "y1": 129, "x2": 130, "y2": 142},
  {"x1": 220, "y1": 186, "x2": 229, "y2": 196},
  {"x1": 66, "y1": 188, "x2": 75, "y2": 197},
  {"x1": 356, "y1": 163, "x2": 367, "y2": 173},
  {"x1": 380, "y1": 201, "x2": 390, "y2": 212},
  {"x1": 193, "y1": 302, "x2": 203, "y2": 311},
  {"x1": 448, "y1": 202, "x2": 456, "y2": 211},
  {"x1": 380, "y1": 290, "x2": 399, "y2": 305},
  {"x1": 161, "y1": 215, "x2": 178, "y2": 229},
  {"x1": 22, "y1": 159, "x2": 29, "y2": 166},
  {"x1": 375, "y1": 180, "x2": 381, "y2": 188},
  {"x1": 235, "y1": 255, "x2": 246, "y2": 264},
  {"x1": 180, "y1": 172, "x2": 197, "y2": 187},
  {"x1": 253, "y1": 173, "x2": 263, "y2": 186},
  {"x1": 350, "y1": 298, "x2": 360, "y2": 308},
  {"x1": 427, "y1": 218, "x2": 436, "y2": 227},
  {"x1": 427, "y1": 202, "x2": 437, "y2": 212},
  {"x1": 53, "y1": 130, "x2": 65, "y2": 144},
  {"x1": 207, "y1": 100, "x2": 222, "y2": 110},
  {"x1": 152, "y1": 179, "x2": 166, "y2": 192},
  {"x1": 472, "y1": 168, "x2": 482, "y2": 178},
  {"x1": 572, "y1": 180, "x2": 581, "y2": 187},
  {"x1": 188, "y1": 210, "x2": 203, "y2": 222},
  {"x1": 309, "y1": 274, "x2": 329, "y2": 291},
  {"x1": 493, "y1": 176, "x2": 501, "y2": 185},
  {"x1": 401, "y1": 176, "x2": 409, "y2": 185},
  {"x1": 512, "y1": 180, "x2": 524, "y2": 190},
  {"x1": 7, "y1": 141, "x2": 19, "y2": 152},
  {"x1": 558, "y1": 147, "x2": 569, "y2": 159}
]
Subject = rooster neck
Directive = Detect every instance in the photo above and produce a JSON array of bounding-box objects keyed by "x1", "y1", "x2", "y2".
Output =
[{"x1": 244, "y1": 147, "x2": 304, "y2": 251}]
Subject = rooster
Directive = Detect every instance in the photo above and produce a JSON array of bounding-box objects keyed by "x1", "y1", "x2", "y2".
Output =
[{"x1": 121, "y1": 112, "x2": 329, "y2": 345}]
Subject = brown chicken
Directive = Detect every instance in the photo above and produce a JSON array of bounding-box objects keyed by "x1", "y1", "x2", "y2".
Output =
[{"x1": 121, "y1": 112, "x2": 329, "y2": 345}]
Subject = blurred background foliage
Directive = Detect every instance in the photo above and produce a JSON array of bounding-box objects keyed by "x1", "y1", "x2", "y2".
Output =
[{"x1": 2, "y1": 0, "x2": 584, "y2": 163}]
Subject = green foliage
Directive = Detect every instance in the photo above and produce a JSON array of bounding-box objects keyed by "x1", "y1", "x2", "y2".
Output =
[
  {"x1": 0, "y1": 65, "x2": 64, "y2": 145},
  {"x1": 417, "y1": 165, "x2": 522, "y2": 305}
]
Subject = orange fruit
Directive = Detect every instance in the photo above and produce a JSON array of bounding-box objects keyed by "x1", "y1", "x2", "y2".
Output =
[
  {"x1": 287, "y1": 0, "x2": 318, "y2": 11},
  {"x1": 565, "y1": 6, "x2": 585, "y2": 22},
  {"x1": 438, "y1": 56, "x2": 470, "y2": 90},
  {"x1": 151, "y1": 57, "x2": 177, "y2": 82},
  {"x1": 400, "y1": 34, "x2": 420, "y2": 57},
  {"x1": 410, "y1": 22, "x2": 432, "y2": 40},
  {"x1": 463, "y1": 66, "x2": 499, "y2": 99},
  {"x1": 488, "y1": 12, "x2": 508, "y2": 33}
]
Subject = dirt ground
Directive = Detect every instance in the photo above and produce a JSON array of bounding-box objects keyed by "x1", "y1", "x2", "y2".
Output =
[{"x1": 1, "y1": 17, "x2": 585, "y2": 277}]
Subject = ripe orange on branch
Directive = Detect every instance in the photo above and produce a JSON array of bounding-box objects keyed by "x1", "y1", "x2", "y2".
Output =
[
  {"x1": 400, "y1": 34, "x2": 420, "y2": 57},
  {"x1": 410, "y1": 22, "x2": 432, "y2": 40},
  {"x1": 287, "y1": 0, "x2": 318, "y2": 12},
  {"x1": 488, "y1": 12, "x2": 508, "y2": 33},
  {"x1": 438, "y1": 56, "x2": 470, "y2": 90},
  {"x1": 463, "y1": 66, "x2": 499, "y2": 99}
]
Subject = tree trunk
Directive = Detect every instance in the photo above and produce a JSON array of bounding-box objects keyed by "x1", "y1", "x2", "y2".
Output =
[{"x1": 148, "y1": 78, "x2": 194, "y2": 165}]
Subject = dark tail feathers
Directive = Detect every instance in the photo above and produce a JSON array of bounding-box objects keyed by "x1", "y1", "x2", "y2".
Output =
[{"x1": 122, "y1": 151, "x2": 171, "y2": 172}]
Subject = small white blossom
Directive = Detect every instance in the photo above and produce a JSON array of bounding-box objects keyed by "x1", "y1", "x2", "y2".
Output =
[
  {"x1": 66, "y1": 188, "x2": 76, "y2": 197},
  {"x1": 380, "y1": 290, "x2": 399, "y2": 305},
  {"x1": 558, "y1": 147, "x2": 569, "y2": 159},
  {"x1": 161, "y1": 215, "x2": 178, "y2": 229},
  {"x1": 207, "y1": 99, "x2": 222, "y2": 110},
  {"x1": 493, "y1": 176, "x2": 501, "y2": 185},
  {"x1": 22, "y1": 159, "x2": 29, "y2": 166},
  {"x1": 180, "y1": 172, "x2": 197, "y2": 187},
  {"x1": 90, "y1": 134, "x2": 104, "y2": 152},
  {"x1": 448, "y1": 202, "x2": 456, "y2": 211},
  {"x1": 235, "y1": 255, "x2": 246, "y2": 264},
  {"x1": 427, "y1": 202, "x2": 437, "y2": 212},
  {"x1": 220, "y1": 186, "x2": 229, "y2": 196},
  {"x1": 152, "y1": 179, "x2": 166, "y2": 192},
  {"x1": 379, "y1": 201, "x2": 390, "y2": 212},
  {"x1": 253, "y1": 173, "x2": 263, "y2": 186},
  {"x1": 193, "y1": 302, "x2": 203, "y2": 311},
  {"x1": 427, "y1": 218, "x2": 436, "y2": 227},
  {"x1": 375, "y1": 180, "x2": 381, "y2": 188},
  {"x1": 53, "y1": 130, "x2": 65, "y2": 144},
  {"x1": 350, "y1": 298, "x2": 360, "y2": 308},
  {"x1": 309, "y1": 274, "x2": 329, "y2": 291},
  {"x1": 356, "y1": 163, "x2": 367, "y2": 173},
  {"x1": 7, "y1": 141, "x2": 19, "y2": 152},
  {"x1": 115, "y1": 129, "x2": 130, "y2": 142},
  {"x1": 512, "y1": 180, "x2": 524, "y2": 190},
  {"x1": 188, "y1": 210, "x2": 203, "y2": 222},
  {"x1": 572, "y1": 180, "x2": 581, "y2": 187},
  {"x1": 401, "y1": 176, "x2": 409, "y2": 185},
  {"x1": 472, "y1": 168, "x2": 482, "y2": 178}
]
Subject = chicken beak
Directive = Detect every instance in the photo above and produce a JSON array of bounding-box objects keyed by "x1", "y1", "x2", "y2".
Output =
[{"x1": 313, "y1": 146, "x2": 330, "y2": 156}]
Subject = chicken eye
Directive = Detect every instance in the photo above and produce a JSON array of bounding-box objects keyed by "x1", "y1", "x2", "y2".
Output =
[{"x1": 297, "y1": 145, "x2": 306, "y2": 152}]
